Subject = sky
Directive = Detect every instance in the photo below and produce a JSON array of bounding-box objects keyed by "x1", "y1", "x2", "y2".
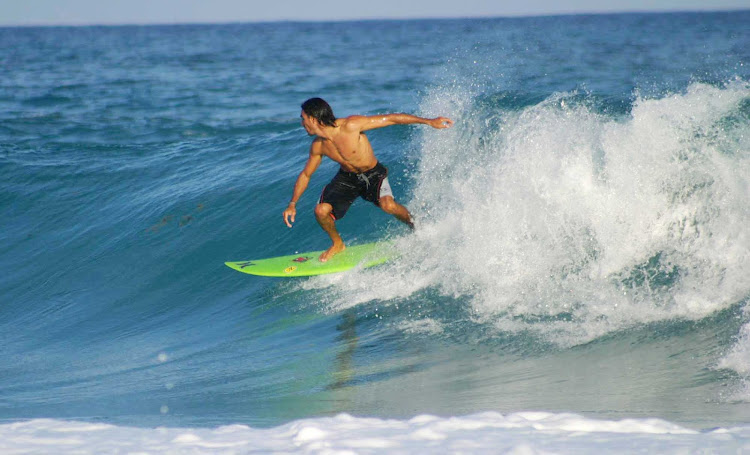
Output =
[{"x1": 1, "y1": 0, "x2": 748, "y2": 26}]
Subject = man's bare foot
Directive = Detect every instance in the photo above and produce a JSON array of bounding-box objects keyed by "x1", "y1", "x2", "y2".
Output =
[{"x1": 319, "y1": 242, "x2": 345, "y2": 262}]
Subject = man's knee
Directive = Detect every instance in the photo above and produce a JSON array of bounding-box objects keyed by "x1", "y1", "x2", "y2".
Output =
[
  {"x1": 379, "y1": 197, "x2": 398, "y2": 214},
  {"x1": 315, "y1": 203, "x2": 333, "y2": 219}
]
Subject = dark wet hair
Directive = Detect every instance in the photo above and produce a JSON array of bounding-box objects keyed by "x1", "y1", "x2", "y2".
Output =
[{"x1": 301, "y1": 98, "x2": 337, "y2": 127}]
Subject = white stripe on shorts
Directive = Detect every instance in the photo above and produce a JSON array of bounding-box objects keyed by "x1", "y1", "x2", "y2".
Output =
[{"x1": 379, "y1": 177, "x2": 393, "y2": 199}]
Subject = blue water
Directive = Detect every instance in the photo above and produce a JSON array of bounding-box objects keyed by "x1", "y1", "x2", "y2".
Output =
[{"x1": 1, "y1": 12, "x2": 750, "y2": 432}]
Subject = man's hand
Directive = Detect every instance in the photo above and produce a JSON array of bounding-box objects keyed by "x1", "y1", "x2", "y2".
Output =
[
  {"x1": 429, "y1": 117, "x2": 454, "y2": 129},
  {"x1": 283, "y1": 203, "x2": 296, "y2": 227}
]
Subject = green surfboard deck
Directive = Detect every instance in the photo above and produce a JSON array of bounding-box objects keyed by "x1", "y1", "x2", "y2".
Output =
[{"x1": 225, "y1": 242, "x2": 394, "y2": 277}]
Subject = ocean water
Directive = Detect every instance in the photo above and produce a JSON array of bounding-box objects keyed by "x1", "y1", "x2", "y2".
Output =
[{"x1": 1, "y1": 11, "x2": 750, "y2": 453}]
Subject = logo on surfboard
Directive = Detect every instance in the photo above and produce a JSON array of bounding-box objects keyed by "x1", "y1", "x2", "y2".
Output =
[{"x1": 292, "y1": 256, "x2": 312, "y2": 263}]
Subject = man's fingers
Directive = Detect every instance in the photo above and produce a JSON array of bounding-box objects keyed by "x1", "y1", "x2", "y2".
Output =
[{"x1": 434, "y1": 117, "x2": 454, "y2": 128}]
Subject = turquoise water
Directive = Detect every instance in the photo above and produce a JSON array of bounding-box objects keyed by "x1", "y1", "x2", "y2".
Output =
[{"x1": 1, "y1": 12, "x2": 750, "y2": 433}]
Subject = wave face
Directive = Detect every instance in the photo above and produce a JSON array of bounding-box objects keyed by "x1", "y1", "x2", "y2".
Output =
[{"x1": 1, "y1": 11, "x2": 750, "y2": 449}]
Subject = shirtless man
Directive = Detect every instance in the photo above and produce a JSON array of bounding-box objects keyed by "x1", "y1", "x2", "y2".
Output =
[{"x1": 283, "y1": 98, "x2": 453, "y2": 262}]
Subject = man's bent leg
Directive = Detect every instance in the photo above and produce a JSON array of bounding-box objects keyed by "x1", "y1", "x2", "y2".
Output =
[
  {"x1": 378, "y1": 196, "x2": 415, "y2": 230},
  {"x1": 315, "y1": 202, "x2": 346, "y2": 262}
]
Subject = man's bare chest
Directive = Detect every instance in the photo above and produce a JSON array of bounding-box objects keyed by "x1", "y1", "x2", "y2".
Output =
[{"x1": 323, "y1": 135, "x2": 366, "y2": 160}]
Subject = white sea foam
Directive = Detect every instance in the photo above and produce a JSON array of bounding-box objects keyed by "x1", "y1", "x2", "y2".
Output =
[
  {"x1": 2, "y1": 412, "x2": 749, "y2": 454},
  {"x1": 719, "y1": 312, "x2": 750, "y2": 376},
  {"x1": 305, "y1": 81, "x2": 750, "y2": 349},
  {"x1": 396, "y1": 318, "x2": 445, "y2": 335},
  {"x1": 717, "y1": 304, "x2": 750, "y2": 401}
]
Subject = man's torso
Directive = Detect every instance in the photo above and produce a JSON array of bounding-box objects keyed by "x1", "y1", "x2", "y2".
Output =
[{"x1": 316, "y1": 118, "x2": 378, "y2": 173}]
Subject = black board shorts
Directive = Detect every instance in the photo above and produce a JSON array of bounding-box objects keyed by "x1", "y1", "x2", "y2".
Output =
[{"x1": 319, "y1": 162, "x2": 393, "y2": 220}]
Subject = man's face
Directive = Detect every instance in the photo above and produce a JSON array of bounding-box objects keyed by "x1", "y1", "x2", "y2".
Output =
[{"x1": 300, "y1": 111, "x2": 317, "y2": 136}]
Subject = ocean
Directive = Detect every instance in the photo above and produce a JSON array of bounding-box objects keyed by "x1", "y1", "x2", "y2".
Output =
[{"x1": 1, "y1": 11, "x2": 750, "y2": 453}]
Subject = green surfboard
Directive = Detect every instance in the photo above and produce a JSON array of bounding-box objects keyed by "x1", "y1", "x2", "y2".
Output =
[{"x1": 225, "y1": 242, "x2": 394, "y2": 277}]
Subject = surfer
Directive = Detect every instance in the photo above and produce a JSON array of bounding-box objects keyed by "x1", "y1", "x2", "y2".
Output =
[{"x1": 283, "y1": 97, "x2": 453, "y2": 262}]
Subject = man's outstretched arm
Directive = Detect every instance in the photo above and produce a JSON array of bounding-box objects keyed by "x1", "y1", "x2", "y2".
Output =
[{"x1": 346, "y1": 114, "x2": 453, "y2": 132}]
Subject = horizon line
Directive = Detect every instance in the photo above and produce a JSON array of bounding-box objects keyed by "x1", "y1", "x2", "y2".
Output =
[{"x1": 1, "y1": 7, "x2": 748, "y2": 29}]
